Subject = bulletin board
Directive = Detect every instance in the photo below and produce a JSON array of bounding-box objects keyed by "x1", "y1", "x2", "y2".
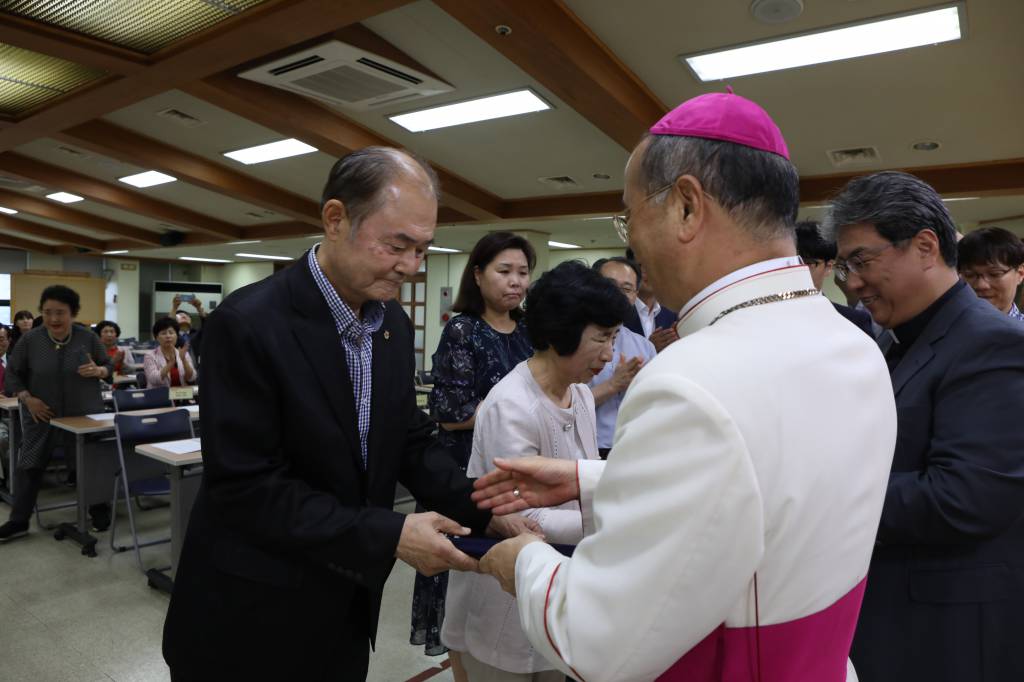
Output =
[{"x1": 12, "y1": 272, "x2": 106, "y2": 326}]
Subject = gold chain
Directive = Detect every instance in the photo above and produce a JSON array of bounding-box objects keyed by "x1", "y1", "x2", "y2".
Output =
[{"x1": 708, "y1": 289, "x2": 820, "y2": 327}]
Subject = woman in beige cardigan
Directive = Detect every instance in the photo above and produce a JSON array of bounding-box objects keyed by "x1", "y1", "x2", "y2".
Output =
[
  {"x1": 442, "y1": 261, "x2": 633, "y2": 682},
  {"x1": 143, "y1": 317, "x2": 196, "y2": 388}
]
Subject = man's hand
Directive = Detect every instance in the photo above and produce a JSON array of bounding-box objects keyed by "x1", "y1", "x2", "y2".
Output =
[
  {"x1": 172, "y1": 295, "x2": 182, "y2": 312},
  {"x1": 480, "y1": 533, "x2": 543, "y2": 595},
  {"x1": 24, "y1": 396, "x2": 54, "y2": 423},
  {"x1": 191, "y1": 298, "x2": 205, "y2": 316},
  {"x1": 650, "y1": 326, "x2": 678, "y2": 353},
  {"x1": 395, "y1": 511, "x2": 479, "y2": 576},
  {"x1": 486, "y1": 513, "x2": 544, "y2": 539},
  {"x1": 609, "y1": 355, "x2": 644, "y2": 393},
  {"x1": 472, "y1": 457, "x2": 579, "y2": 515}
]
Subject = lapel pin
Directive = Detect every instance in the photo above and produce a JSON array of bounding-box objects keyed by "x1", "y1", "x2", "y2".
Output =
[{"x1": 383, "y1": 330, "x2": 391, "y2": 341}]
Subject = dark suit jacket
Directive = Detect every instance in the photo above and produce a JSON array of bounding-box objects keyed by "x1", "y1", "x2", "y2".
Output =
[
  {"x1": 163, "y1": 255, "x2": 490, "y2": 680},
  {"x1": 624, "y1": 302, "x2": 677, "y2": 338},
  {"x1": 833, "y1": 301, "x2": 874, "y2": 336},
  {"x1": 851, "y1": 284, "x2": 1024, "y2": 682}
]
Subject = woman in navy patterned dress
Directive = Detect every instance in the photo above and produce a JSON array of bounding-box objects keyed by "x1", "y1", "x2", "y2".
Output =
[{"x1": 410, "y1": 232, "x2": 536, "y2": 672}]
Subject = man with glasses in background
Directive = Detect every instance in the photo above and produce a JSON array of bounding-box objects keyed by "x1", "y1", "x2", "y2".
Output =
[
  {"x1": 587, "y1": 256, "x2": 655, "y2": 459},
  {"x1": 826, "y1": 171, "x2": 1024, "y2": 682},
  {"x1": 794, "y1": 220, "x2": 874, "y2": 335},
  {"x1": 956, "y1": 226, "x2": 1024, "y2": 321}
]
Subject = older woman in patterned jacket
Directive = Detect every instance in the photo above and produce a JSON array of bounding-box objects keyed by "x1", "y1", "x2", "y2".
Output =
[{"x1": 0, "y1": 285, "x2": 112, "y2": 542}]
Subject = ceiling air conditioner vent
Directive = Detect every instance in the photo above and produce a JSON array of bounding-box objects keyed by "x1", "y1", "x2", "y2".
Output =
[
  {"x1": 827, "y1": 146, "x2": 880, "y2": 168},
  {"x1": 239, "y1": 41, "x2": 452, "y2": 111}
]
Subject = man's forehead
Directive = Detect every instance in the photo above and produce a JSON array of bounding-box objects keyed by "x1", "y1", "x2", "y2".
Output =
[{"x1": 836, "y1": 223, "x2": 885, "y2": 253}]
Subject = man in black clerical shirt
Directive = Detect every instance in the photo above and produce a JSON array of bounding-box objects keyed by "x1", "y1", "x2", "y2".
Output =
[{"x1": 825, "y1": 171, "x2": 1024, "y2": 682}]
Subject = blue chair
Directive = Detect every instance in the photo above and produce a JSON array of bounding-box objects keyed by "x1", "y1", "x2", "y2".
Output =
[
  {"x1": 113, "y1": 386, "x2": 170, "y2": 413},
  {"x1": 109, "y1": 409, "x2": 194, "y2": 571}
]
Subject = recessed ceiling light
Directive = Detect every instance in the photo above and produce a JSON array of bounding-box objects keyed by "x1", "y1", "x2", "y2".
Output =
[
  {"x1": 583, "y1": 216, "x2": 614, "y2": 221},
  {"x1": 912, "y1": 140, "x2": 941, "y2": 151},
  {"x1": 0, "y1": 206, "x2": 17, "y2": 215},
  {"x1": 228, "y1": 240, "x2": 262, "y2": 245},
  {"x1": 179, "y1": 256, "x2": 232, "y2": 263},
  {"x1": 235, "y1": 253, "x2": 294, "y2": 261},
  {"x1": 103, "y1": 250, "x2": 129, "y2": 255},
  {"x1": 118, "y1": 170, "x2": 177, "y2": 188},
  {"x1": 942, "y1": 197, "x2": 979, "y2": 202},
  {"x1": 427, "y1": 246, "x2": 460, "y2": 253},
  {"x1": 548, "y1": 240, "x2": 581, "y2": 249},
  {"x1": 389, "y1": 89, "x2": 551, "y2": 133},
  {"x1": 682, "y1": 4, "x2": 963, "y2": 81},
  {"x1": 46, "y1": 191, "x2": 84, "y2": 203},
  {"x1": 223, "y1": 138, "x2": 317, "y2": 165}
]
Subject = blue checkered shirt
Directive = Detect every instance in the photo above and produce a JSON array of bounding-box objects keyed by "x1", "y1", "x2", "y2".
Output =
[
  {"x1": 308, "y1": 245, "x2": 384, "y2": 467},
  {"x1": 1010, "y1": 303, "x2": 1024, "y2": 322}
]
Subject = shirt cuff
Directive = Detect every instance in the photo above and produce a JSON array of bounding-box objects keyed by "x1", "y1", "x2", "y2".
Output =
[{"x1": 577, "y1": 459, "x2": 604, "y2": 537}]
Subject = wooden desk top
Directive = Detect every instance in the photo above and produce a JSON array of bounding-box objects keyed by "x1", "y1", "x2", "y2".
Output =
[
  {"x1": 136, "y1": 442, "x2": 202, "y2": 467},
  {"x1": 50, "y1": 406, "x2": 200, "y2": 435},
  {"x1": 0, "y1": 397, "x2": 19, "y2": 412}
]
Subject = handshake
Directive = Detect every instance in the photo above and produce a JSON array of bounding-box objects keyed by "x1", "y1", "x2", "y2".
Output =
[{"x1": 395, "y1": 457, "x2": 579, "y2": 594}]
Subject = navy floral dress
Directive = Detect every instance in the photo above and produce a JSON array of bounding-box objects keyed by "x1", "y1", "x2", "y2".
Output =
[{"x1": 410, "y1": 313, "x2": 532, "y2": 655}]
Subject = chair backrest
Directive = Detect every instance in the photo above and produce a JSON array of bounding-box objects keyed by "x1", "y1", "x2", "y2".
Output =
[
  {"x1": 113, "y1": 409, "x2": 194, "y2": 449},
  {"x1": 113, "y1": 386, "x2": 171, "y2": 413}
]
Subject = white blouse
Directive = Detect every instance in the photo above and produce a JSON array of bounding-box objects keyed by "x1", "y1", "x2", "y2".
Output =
[{"x1": 442, "y1": 360, "x2": 599, "y2": 674}]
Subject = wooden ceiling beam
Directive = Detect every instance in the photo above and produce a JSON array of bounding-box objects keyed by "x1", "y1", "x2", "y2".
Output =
[
  {"x1": 59, "y1": 120, "x2": 320, "y2": 227},
  {"x1": 0, "y1": 13, "x2": 149, "y2": 75},
  {"x1": 0, "y1": 231, "x2": 56, "y2": 253},
  {"x1": 0, "y1": 152, "x2": 246, "y2": 239},
  {"x1": 0, "y1": 213, "x2": 104, "y2": 251},
  {"x1": 434, "y1": 0, "x2": 666, "y2": 151},
  {"x1": 184, "y1": 74, "x2": 503, "y2": 222},
  {"x1": 0, "y1": 0, "x2": 415, "y2": 151},
  {"x1": 0, "y1": 189, "x2": 161, "y2": 246},
  {"x1": 799, "y1": 158, "x2": 1024, "y2": 204}
]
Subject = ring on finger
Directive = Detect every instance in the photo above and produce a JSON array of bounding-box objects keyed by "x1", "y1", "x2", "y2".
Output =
[{"x1": 512, "y1": 487, "x2": 521, "y2": 499}]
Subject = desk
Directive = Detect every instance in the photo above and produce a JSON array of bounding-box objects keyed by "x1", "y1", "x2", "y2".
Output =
[
  {"x1": 136, "y1": 440, "x2": 202, "y2": 593},
  {"x1": 0, "y1": 397, "x2": 18, "y2": 505},
  {"x1": 112, "y1": 374, "x2": 138, "y2": 386},
  {"x1": 48, "y1": 406, "x2": 200, "y2": 557}
]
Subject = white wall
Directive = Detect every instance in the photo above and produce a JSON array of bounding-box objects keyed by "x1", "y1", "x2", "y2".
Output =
[
  {"x1": 106, "y1": 258, "x2": 140, "y2": 339},
  {"x1": 222, "y1": 262, "x2": 275, "y2": 297},
  {"x1": 25, "y1": 252, "x2": 63, "y2": 271}
]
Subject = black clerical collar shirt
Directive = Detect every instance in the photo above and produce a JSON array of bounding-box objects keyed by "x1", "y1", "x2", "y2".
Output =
[{"x1": 886, "y1": 280, "x2": 965, "y2": 369}]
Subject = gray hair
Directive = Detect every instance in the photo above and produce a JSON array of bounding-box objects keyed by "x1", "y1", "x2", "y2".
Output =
[
  {"x1": 821, "y1": 171, "x2": 958, "y2": 267},
  {"x1": 320, "y1": 146, "x2": 440, "y2": 232},
  {"x1": 638, "y1": 134, "x2": 799, "y2": 240}
]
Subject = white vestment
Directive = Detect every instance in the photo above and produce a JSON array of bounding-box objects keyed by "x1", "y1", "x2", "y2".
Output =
[{"x1": 513, "y1": 260, "x2": 897, "y2": 682}]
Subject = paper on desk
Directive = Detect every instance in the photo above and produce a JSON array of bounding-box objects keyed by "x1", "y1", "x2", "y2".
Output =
[
  {"x1": 184, "y1": 405, "x2": 199, "y2": 414},
  {"x1": 86, "y1": 413, "x2": 116, "y2": 421},
  {"x1": 156, "y1": 438, "x2": 201, "y2": 455}
]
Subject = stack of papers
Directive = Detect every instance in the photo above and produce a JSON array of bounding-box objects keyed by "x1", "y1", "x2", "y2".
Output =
[
  {"x1": 155, "y1": 438, "x2": 201, "y2": 455},
  {"x1": 86, "y1": 413, "x2": 116, "y2": 421}
]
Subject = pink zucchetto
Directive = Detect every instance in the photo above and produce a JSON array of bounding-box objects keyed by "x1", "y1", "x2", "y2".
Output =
[{"x1": 649, "y1": 87, "x2": 790, "y2": 160}]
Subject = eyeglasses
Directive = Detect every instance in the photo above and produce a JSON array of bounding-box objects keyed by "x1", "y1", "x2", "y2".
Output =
[
  {"x1": 834, "y1": 241, "x2": 904, "y2": 283},
  {"x1": 612, "y1": 182, "x2": 675, "y2": 243},
  {"x1": 617, "y1": 284, "x2": 636, "y2": 295},
  {"x1": 960, "y1": 266, "x2": 1014, "y2": 284}
]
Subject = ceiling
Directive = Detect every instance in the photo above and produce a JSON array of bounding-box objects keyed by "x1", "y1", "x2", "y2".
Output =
[{"x1": 0, "y1": 0, "x2": 1021, "y2": 264}]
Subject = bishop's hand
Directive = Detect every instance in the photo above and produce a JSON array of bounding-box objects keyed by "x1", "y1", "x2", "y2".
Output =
[{"x1": 472, "y1": 456, "x2": 579, "y2": 515}]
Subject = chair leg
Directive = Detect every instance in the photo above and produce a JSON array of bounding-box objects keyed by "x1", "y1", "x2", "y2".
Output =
[
  {"x1": 109, "y1": 473, "x2": 121, "y2": 552},
  {"x1": 121, "y1": 473, "x2": 144, "y2": 572}
]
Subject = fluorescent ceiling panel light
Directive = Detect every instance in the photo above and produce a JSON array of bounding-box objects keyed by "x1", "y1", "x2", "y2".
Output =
[
  {"x1": 118, "y1": 170, "x2": 177, "y2": 188},
  {"x1": 103, "y1": 250, "x2": 129, "y2": 255},
  {"x1": 683, "y1": 5, "x2": 962, "y2": 81},
  {"x1": 228, "y1": 240, "x2": 262, "y2": 245},
  {"x1": 235, "y1": 253, "x2": 293, "y2": 261},
  {"x1": 583, "y1": 216, "x2": 614, "y2": 221},
  {"x1": 46, "y1": 191, "x2": 84, "y2": 203},
  {"x1": 179, "y1": 256, "x2": 232, "y2": 263},
  {"x1": 0, "y1": 207, "x2": 17, "y2": 214},
  {"x1": 427, "y1": 246, "x2": 460, "y2": 253},
  {"x1": 390, "y1": 89, "x2": 550, "y2": 133},
  {"x1": 942, "y1": 197, "x2": 979, "y2": 202},
  {"x1": 223, "y1": 138, "x2": 317, "y2": 165},
  {"x1": 548, "y1": 240, "x2": 581, "y2": 249}
]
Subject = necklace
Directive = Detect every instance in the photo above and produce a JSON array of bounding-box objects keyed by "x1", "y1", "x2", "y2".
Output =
[
  {"x1": 46, "y1": 329, "x2": 71, "y2": 350},
  {"x1": 708, "y1": 289, "x2": 820, "y2": 327}
]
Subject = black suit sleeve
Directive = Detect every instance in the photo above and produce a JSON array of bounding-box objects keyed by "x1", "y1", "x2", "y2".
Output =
[
  {"x1": 879, "y1": 330, "x2": 1024, "y2": 545},
  {"x1": 199, "y1": 305, "x2": 407, "y2": 585}
]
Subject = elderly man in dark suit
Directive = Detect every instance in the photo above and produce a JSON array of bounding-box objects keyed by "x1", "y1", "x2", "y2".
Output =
[
  {"x1": 826, "y1": 171, "x2": 1024, "y2": 682},
  {"x1": 163, "y1": 147, "x2": 524, "y2": 681}
]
